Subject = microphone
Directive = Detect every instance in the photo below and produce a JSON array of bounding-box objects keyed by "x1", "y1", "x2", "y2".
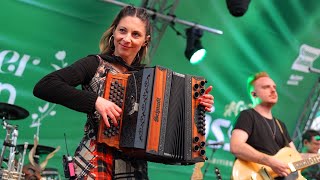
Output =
[
  {"x1": 206, "y1": 142, "x2": 224, "y2": 146},
  {"x1": 226, "y1": 0, "x2": 251, "y2": 17}
]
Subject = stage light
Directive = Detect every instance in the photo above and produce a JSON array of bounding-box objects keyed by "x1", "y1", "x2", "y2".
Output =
[
  {"x1": 226, "y1": 0, "x2": 251, "y2": 17},
  {"x1": 184, "y1": 27, "x2": 207, "y2": 64}
]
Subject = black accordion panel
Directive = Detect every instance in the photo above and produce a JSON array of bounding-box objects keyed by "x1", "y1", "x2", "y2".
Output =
[{"x1": 119, "y1": 66, "x2": 207, "y2": 165}]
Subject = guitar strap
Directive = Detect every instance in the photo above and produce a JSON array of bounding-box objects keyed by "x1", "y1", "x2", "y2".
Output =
[{"x1": 275, "y1": 119, "x2": 290, "y2": 147}]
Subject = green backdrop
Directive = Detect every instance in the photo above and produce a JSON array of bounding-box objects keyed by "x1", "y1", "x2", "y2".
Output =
[{"x1": 1, "y1": 0, "x2": 320, "y2": 179}]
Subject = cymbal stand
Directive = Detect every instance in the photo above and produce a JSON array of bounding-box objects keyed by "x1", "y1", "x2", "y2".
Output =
[
  {"x1": 8, "y1": 126, "x2": 18, "y2": 172},
  {"x1": 0, "y1": 120, "x2": 19, "y2": 171},
  {"x1": 0, "y1": 120, "x2": 13, "y2": 168},
  {"x1": 17, "y1": 142, "x2": 28, "y2": 180}
]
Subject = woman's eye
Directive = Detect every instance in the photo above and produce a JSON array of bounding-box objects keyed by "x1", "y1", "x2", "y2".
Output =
[{"x1": 133, "y1": 32, "x2": 140, "y2": 37}]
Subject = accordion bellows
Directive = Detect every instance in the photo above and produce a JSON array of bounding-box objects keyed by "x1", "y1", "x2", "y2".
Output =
[{"x1": 97, "y1": 66, "x2": 207, "y2": 165}]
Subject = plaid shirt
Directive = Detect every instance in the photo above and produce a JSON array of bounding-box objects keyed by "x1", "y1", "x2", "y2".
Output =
[{"x1": 73, "y1": 55, "x2": 148, "y2": 180}]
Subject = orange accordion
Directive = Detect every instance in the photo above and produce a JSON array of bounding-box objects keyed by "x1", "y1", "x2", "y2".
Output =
[{"x1": 97, "y1": 66, "x2": 208, "y2": 164}]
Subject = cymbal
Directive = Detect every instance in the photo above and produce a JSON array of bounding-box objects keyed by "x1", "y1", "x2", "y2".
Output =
[
  {"x1": 0, "y1": 102, "x2": 29, "y2": 120},
  {"x1": 16, "y1": 144, "x2": 56, "y2": 155}
]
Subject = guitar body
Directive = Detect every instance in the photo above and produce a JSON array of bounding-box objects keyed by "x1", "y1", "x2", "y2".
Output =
[{"x1": 232, "y1": 147, "x2": 306, "y2": 180}]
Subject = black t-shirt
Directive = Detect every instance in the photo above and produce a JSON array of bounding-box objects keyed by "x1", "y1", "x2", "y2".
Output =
[{"x1": 233, "y1": 108, "x2": 292, "y2": 155}]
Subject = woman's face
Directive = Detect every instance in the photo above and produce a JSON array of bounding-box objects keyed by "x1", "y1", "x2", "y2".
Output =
[{"x1": 113, "y1": 16, "x2": 148, "y2": 65}]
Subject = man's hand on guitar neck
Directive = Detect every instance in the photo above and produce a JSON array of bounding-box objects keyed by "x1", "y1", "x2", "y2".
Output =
[{"x1": 260, "y1": 154, "x2": 291, "y2": 177}]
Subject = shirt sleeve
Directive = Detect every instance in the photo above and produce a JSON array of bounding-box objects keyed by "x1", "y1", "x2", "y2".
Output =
[
  {"x1": 33, "y1": 55, "x2": 100, "y2": 113},
  {"x1": 233, "y1": 110, "x2": 253, "y2": 136}
]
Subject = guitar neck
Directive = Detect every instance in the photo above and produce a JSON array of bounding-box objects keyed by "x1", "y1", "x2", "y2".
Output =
[{"x1": 291, "y1": 154, "x2": 320, "y2": 170}]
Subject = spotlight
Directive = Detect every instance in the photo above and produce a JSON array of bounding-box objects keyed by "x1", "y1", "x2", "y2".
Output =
[
  {"x1": 226, "y1": 0, "x2": 251, "y2": 17},
  {"x1": 184, "y1": 27, "x2": 207, "y2": 64}
]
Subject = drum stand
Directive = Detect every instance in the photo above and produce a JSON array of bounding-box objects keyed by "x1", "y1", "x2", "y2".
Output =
[
  {"x1": 0, "y1": 119, "x2": 19, "y2": 168},
  {"x1": 0, "y1": 102, "x2": 29, "y2": 179},
  {"x1": 0, "y1": 119, "x2": 22, "y2": 179}
]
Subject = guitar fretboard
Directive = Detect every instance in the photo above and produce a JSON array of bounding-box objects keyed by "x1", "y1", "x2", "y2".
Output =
[{"x1": 292, "y1": 155, "x2": 320, "y2": 170}]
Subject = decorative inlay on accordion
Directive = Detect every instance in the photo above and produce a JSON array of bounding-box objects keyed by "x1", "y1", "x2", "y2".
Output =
[{"x1": 97, "y1": 66, "x2": 208, "y2": 164}]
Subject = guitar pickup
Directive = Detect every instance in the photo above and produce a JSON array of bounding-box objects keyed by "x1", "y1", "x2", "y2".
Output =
[{"x1": 258, "y1": 167, "x2": 274, "y2": 180}]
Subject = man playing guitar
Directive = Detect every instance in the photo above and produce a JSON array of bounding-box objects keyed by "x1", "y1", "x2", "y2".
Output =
[{"x1": 230, "y1": 72, "x2": 320, "y2": 180}]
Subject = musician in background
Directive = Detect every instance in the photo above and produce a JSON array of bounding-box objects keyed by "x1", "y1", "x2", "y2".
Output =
[
  {"x1": 230, "y1": 72, "x2": 298, "y2": 179},
  {"x1": 33, "y1": 5, "x2": 214, "y2": 180},
  {"x1": 301, "y1": 129, "x2": 320, "y2": 180}
]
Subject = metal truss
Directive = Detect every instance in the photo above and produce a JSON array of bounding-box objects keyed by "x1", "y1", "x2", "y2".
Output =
[
  {"x1": 292, "y1": 77, "x2": 320, "y2": 150},
  {"x1": 140, "y1": 0, "x2": 181, "y2": 59}
]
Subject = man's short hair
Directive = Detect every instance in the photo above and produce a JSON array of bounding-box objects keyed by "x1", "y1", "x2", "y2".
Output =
[{"x1": 302, "y1": 129, "x2": 320, "y2": 142}]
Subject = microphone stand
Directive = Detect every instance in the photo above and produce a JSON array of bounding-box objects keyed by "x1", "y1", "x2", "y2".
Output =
[
  {"x1": 203, "y1": 148, "x2": 217, "y2": 178},
  {"x1": 203, "y1": 143, "x2": 223, "y2": 179}
]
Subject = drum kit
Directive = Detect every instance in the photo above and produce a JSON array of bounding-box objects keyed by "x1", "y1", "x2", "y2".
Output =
[{"x1": 0, "y1": 102, "x2": 61, "y2": 180}]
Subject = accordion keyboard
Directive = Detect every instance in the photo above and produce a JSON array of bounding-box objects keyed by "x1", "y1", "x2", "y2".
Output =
[{"x1": 97, "y1": 73, "x2": 130, "y2": 149}]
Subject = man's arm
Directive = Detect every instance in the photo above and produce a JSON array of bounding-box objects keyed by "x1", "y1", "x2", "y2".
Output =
[{"x1": 230, "y1": 129, "x2": 291, "y2": 177}]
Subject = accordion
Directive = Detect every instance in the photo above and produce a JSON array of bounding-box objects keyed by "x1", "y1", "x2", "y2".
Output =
[{"x1": 97, "y1": 66, "x2": 208, "y2": 164}]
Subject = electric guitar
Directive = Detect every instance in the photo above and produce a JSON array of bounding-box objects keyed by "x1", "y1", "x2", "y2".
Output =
[{"x1": 231, "y1": 147, "x2": 320, "y2": 180}]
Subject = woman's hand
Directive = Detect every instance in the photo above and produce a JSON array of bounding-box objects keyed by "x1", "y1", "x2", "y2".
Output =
[
  {"x1": 95, "y1": 97, "x2": 122, "y2": 127},
  {"x1": 198, "y1": 86, "x2": 214, "y2": 112}
]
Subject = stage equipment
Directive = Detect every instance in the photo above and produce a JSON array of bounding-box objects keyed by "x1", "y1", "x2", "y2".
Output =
[
  {"x1": 185, "y1": 27, "x2": 206, "y2": 64},
  {"x1": 41, "y1": 168, "x2": 60, "y2": 180},
  {"x1": 0, "y1": 103, "x2": 29, "y2": 180},
  {"x1": 215, "y1": 167, "x2": 222, "y2": 180},
  {"x1": 206, "y1": 141, "x2": 224, "y2": 146},
  {"x1": 98, "y1": 66, "x2": 208, "y2": 164},
  {"x1": 18, "y1": 136, "x2": 61, "y2": 180},
  {"x1": 16, "y1": 144, "x2": 56, "y2": 164},
  {"x1": 0, "y1": 102, "x2": 29, "y2": 120},
  {"x1": 226, "y1": 0, "x2": 251, "y2": 17},
  {"x1": 292, "y1": 70, "x2": 320, "y2": 149},
  {"x1": 62, "y1": 133, "x2": 75, "y2": 179},
  {"x1": 203, "y1": 141, "x2": 223, "y2": 178}
]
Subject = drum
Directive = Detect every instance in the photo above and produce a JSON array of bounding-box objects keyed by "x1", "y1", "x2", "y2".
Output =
[{"x1": 41, "y1": 167, "x2": 61, "y2": 180}]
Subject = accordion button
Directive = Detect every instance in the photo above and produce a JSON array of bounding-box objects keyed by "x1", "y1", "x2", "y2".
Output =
[
  {"x1": 193, "y1": 136, "x2": 200, "y2": 143},
  {"x1": 199, "y1": 88, "x2": 205, "y2": 95},
  {"x1": 193, "y1": 84, "x2": 199, "y2": 90},
  {"x1": 200, "y1": 141, "x2": 206, "y2": 147},
  {"x1": 200, "y1": 149, "x2": 206, "y2": 156},
  {"x1": 193, "y1": 145, "x2": 200, "y2": 152},
  {"x1": 200, "y1": 81, "x2": 206, "y2": 87}
]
